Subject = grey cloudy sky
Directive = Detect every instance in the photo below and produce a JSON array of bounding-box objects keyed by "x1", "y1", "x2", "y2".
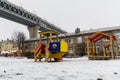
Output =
[{"x1": 0, "y1": 0, "x2": 120, "y2": 40}]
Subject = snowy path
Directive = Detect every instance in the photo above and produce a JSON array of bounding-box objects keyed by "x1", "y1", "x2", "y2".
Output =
[{"x1": 0, "y1": 57, "x2": 120, "y2": 80}]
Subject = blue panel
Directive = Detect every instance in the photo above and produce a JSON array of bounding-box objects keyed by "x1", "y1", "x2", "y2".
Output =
[{"x1": 49, "y1": 42, "x2": 60, "y2": 52}]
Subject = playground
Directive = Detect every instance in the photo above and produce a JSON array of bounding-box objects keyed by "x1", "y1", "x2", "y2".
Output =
[
  {"x1": 34, "y1": 30, "x2": 68, "y2": 62},
  {"x1": 0, "y1": 31, "x2": 119, "y2": 80},
  {"x1": 0, "y1": 57, "x2": 120, "y2": 80}
]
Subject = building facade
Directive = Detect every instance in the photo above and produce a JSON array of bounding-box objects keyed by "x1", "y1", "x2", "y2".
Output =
[
  {"x1": 23, "y1": 26, "x2": 120, "y2": 56},
  {"x1": 0, "y1": 39, "x2": 18, "y2": 56}
]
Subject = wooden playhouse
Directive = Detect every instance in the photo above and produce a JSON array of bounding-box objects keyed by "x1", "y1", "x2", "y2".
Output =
[{"x1": 86, "y1": 32, "x2": 118, "y2": 60}]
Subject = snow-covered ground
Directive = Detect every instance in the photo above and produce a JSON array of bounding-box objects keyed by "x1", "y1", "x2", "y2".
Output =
[{"x1": 0, "y1": 56, "x2": 120, "y2": 80}]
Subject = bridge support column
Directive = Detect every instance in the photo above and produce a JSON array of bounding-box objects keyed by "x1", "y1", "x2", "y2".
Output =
[{"x1": 28, "y1": 25, "x2": 40, "y2": 39}]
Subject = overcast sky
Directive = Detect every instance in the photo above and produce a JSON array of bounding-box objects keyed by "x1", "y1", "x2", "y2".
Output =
[{"x1": 0, "y1": 0, "x2": 120, "y2": 40}]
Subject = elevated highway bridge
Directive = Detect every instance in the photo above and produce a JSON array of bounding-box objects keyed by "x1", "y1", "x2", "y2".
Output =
[{"x1": 0, "y1": 0, "x2": 66, "y2": 39}]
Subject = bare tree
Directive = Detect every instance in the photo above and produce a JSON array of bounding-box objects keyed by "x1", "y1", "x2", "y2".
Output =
[{"x1": 11, "y1": 31, "x2": 26, "y2": 53}]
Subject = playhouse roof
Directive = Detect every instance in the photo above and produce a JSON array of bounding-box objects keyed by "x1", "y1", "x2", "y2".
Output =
[{"x1": 88, "y1": 32, "x2": 116, "y2": 42}]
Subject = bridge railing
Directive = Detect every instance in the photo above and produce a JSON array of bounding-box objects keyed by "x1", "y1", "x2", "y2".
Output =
[{"x1": 0, "y1": 0, "x2": 66, "y2": 33}]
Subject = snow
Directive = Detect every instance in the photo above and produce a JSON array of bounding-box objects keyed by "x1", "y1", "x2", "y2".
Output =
[{"x1": 0, "y1": 56, "x2": 120, "y2": 80}]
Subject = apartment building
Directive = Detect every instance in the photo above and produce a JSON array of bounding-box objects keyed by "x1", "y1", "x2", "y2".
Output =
[
  {"x1": 23, "y1": 26, "x2": 120, "y2": 56},
  {"x1": 0, "y1": 39, "x2": 18, "y2": 55}
]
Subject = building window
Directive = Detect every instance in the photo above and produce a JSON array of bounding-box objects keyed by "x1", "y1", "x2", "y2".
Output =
[
  {"x1": 103, "y1": 38, "x2": 109, "y2": 41},
  {"x1": 96, "y1": 46, "x2": 100, "y2": 53},
  {"x1": 68, "y1": 39, "x2": 73, "y2": 44},
  {"x1": 37, "y1": 31, "x2": 39, "y2": 38},
  {"x1": 77, "y1": 37, "x2": 82, "y2": 43},
  {"x1": 115, "y1": 33, "x2": 120, "y2": 39},
  {"x1": 53, "y1": 39, "x2": 56, "y2": 42},
  {"x1": 84, "y1": 36, "x2": 88, "y2": 42},
  {"x1": 118, "y1": 44, "x2": 120, "y2": 51},
  {"x1": 61, "y1": 39, "x2": 65, "y2": 41},
  {"x1": 69, "y1": 47, "x2": 73, "y2": 53},
  {"x1": 42, "y1": 41, "x2": 47, "y2": 44},
  {"x1": 85, "y1": 48, "x2": 88, "y2": 53},
  {"x1": 106, "y1": 47, "x2": 110, "y2": 52},
  {"x1": 13, "y1": 45, "x2": 15, "y2": 48}
]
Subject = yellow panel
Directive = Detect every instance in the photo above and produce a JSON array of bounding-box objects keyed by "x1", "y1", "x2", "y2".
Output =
[
  {"x1": 51, "y1": 52, "x2": 65, "y2": 58},
  {"x1": 60, "y1": 41, "x2": 68, "y2": 52},
  {"x1": 40, "y1": 52, "x2": 65, "y2": 58}
]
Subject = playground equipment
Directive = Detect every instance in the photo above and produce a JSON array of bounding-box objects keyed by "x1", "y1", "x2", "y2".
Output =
[
  {"x1": 87, "y1": 32, "x2": 118, "y2": 60},
  {"x1": 34, "y1": 30, "x2": 68, "y2": 62}
]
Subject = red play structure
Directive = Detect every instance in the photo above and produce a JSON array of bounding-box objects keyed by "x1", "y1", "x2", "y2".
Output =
[
  {"x1": 87, "y1": 32, "x2": 118, "y2": 60},
  {"x1": 34, "y1": 44, "x2": 46, "y2": 57}
]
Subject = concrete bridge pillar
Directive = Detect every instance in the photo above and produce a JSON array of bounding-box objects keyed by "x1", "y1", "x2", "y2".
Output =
[{"x1": 28, "y1": 25, "x2": 40, "y2": 39}]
